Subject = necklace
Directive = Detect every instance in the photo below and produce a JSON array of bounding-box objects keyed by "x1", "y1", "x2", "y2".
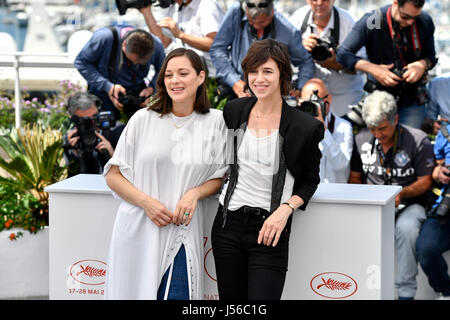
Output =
[
  {"x1": 168, "y1": 112, "x2": 195, "y2": 129},
  {"x1": 253, "y1": 107, "x2": 279, "y2": 119}
]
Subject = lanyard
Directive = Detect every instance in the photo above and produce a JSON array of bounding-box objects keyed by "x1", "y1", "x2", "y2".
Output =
[
  {"x1": 364, "y1": 127, "x2": 400, "y2": 185},
  {"x1": 386, "y1": 6, "x2": 421, "y2": 66},
  {"x1": 375, "y1": 128, "x2": 399, "y2": 185}
]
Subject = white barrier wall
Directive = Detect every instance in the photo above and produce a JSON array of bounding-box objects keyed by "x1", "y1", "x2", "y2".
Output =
[{"x1": 45, "y1": 174, "x2": 445, "y2": 300}]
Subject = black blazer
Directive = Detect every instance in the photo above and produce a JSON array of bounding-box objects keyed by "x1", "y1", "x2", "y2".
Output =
[{"x1": 221, "y1": 96, "x2": 324, "y2": 226}]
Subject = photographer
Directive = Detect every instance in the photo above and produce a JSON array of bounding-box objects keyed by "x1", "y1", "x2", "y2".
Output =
[
  {"x1": 299, "y1": 78, "x2": 353, "y2": 183},
  {"x1": 336, "y1": 0, "x2": 438, "y2": 129},
  {"x1": 137, "y1": 0, "x2": 224, "y2": 78},
  {"x1": 74, "y1": 23, "x2": 165, "y2": 121},
  {"x1": 416, "y1": 122, "x2": 450, "y2": 299},
  {"x1": 209, "y1": 0, "x2": 314, "y2": 100},
  {"x1": 63, "y1": 92, "x2": 117, "y2": 177},
  {"x1": 289, "y1": 0, "x2": 365, "y2": 117},
  {"x1": 349, "y1": 90, "x2": 434, "y2": 299}
]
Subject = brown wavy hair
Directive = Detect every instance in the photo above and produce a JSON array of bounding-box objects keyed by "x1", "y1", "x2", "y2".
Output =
[
  {"x1": 241, "y1": 39, "x2": 293, "y2": 96},
  {"x1": 148, "y1": 48, "x2": 210, "y2": 115}
]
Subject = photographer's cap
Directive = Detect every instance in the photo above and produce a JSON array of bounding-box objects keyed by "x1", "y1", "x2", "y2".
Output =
[{"x1": 243, "y1": 0, "x2": 274, "y2": 19}]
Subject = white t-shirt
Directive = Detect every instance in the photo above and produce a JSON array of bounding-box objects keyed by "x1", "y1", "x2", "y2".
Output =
[{"x1": 219, "y1": 129, "x2": 295, "y2": 212}]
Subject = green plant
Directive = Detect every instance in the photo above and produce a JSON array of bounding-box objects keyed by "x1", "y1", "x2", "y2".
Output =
[
  {"x1": 0, "y1": 183, "x2": 43, "y2": 240},
  {"x1": 0, "y1": 79, "x2": 83, "y2": 132},
  {"x1": 0, "y1": 124, "x2": 68, "y2": 239},
  {"x1": 206, "y1": 78, "x2": 228, "y2": 110}
]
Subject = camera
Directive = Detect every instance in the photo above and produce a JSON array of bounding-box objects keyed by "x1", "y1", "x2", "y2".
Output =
[
  {"x1": 115, "y1": 0, "x2": 174, "y2": 15},
  {"x1": 311, "y1": 36, "x2": 337, "y2": 62},
  {"x1": 434, "y1": 188, "x2": 450, "y2": 223},
  {"x1": 71, "y1": 111, "x2": 115, "y2": 151},
  {"x1": 298, "y1": 90, "x2": 327, "y2": 118},
  {"x1": 430, "y1": 165, "x2": 450, "y2": 223},
  {"x1": 118, "y1": 91, "x2": 149, "y2": 119},
  {"x1": 363, "y1": 65, "x2": 429, "y2": 105}
]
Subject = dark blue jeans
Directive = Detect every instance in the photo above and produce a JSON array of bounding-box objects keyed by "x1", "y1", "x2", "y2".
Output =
[
  {"x1": 416, "y1": 217, "x2": 450, "y2": 296},
  {"x1": 157, "y1": 244, "x2": 189, "y2": 300}
]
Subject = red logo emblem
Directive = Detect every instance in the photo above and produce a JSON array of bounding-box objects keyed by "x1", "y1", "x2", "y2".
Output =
[
  {"x1": 203, "y1": 237, "x2": 217, "y2": 282},
  {"x1": 70, "y1": 259, "x2": 107, "y2": 286},
  {"x1": 310, "y1": 272, "x2": 358, "y2": 299}
]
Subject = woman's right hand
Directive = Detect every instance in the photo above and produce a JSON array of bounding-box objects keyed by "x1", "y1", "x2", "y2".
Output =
[{"x1": 142, "y1": 197, "x2": 173, "y2": 227}]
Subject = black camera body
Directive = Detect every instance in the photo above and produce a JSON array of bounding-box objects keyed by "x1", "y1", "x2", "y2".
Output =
[
  {"x1": 115, "y1": 0, "x2": 174, "y2": 15},
  {"x1": 311, "y1": 36, "x2": 337, "y2": 62},
  {"x1": 430, "y1": 165, "x2": 450, "y2": 223},
  {"x1": 364, "y1": 66, "x2": 429, "y2": 105},
  {"x1": 298, "y1": 90, "x2": 327, "y2": 118},
  {"x1": 71, "y1": 111, "x2": 115, "y2": 152},
  {"x1": 434, "y1": 189, "x2": 450, "y2": 223},
  {"x1": 118, "y1": 91, "x2": 148, "y2": 119}
]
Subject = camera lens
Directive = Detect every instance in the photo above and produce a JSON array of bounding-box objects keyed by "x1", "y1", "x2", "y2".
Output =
[
  {"x1": 299, "y1": 101, "x2": 319, "y2": 117},
  {"x1": 312, "y1": 45, "x2": 332, "y2": 61}
]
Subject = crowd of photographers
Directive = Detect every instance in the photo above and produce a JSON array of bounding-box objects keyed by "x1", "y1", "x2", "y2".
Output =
[{"x1": 62, "y1": 0, "x2": 450, "y2": 299}]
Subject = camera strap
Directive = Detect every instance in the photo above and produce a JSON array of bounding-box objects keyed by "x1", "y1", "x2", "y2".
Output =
[
  {"x1": 108, "y1": 26, "x2": 119, "y2": 79},
  {"x1": 328, "y1": 113, "x2": 335, "y2": 134},
  {"x1": 386, "y1": 6, "x2": 422, "y2": 67},
  {"x1": 363, "y1": 126, "x2": 400, "y2": 185},
  {"x1": 300, "y1": 6, "x2": 340, "y2": 44}
]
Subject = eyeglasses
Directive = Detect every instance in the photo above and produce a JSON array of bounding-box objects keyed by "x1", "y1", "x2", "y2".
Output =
[{"x1": 246, "y1": 1, "x2": 270, "y2": 9}]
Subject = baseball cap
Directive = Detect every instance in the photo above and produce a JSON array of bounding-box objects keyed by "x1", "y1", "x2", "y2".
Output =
[{"x1": 243, "y1": 0, "x2": 274, "y2": 19}]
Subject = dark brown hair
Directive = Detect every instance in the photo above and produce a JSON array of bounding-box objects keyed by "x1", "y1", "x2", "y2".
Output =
[
  {"x1": 241, "y1": 39, "x2": 293, "y2": 96},
  {"x1": 148, "y1": 48, "x2": 210, "y2": 115},
  {"x1": 398, "y1": 0, "x2": 425, "y2": 8},
  {"x1": 124, "y1": 29, "x2": 154, "y2": 61}
]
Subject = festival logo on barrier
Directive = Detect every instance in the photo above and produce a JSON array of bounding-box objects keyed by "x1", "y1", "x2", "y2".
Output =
[
  {"x1": 203, "y1": 236, "x2": 217, "y2": 282},
  {"x1": 70, "y1": 259, "x2": 107, "y2": 286},
  {"x1": 310, "y1": 272, "x2": 358, "y2": 299},
  {"x1": 203, "y1": 236, "x2": 219, "y2": 300}
]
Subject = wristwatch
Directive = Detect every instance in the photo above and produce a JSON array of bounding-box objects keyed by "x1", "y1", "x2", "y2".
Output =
[{"x1": 282, "y1": 202, "x2": 295, "y2": 213}]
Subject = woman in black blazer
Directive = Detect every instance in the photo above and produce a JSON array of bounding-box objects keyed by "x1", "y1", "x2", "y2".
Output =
[{"x1": 211, "y1": 39, "x2": 324, "y2": 300}]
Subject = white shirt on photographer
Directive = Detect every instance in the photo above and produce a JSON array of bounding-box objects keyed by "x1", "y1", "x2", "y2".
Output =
[
  {"x1": 289, "y1": 5, "x2": 366, "y2": 117},
  {"x1": 319, "y1": 112, "x2": 353, "y2": 183},
  {"x1": 162, "y1": 0, "x2": 224, "y2": 78}
]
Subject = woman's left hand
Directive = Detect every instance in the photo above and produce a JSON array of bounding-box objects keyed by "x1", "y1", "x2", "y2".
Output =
[
  {"x1": 173, "y1": 188, "x2": 200, "y2": 226},
  {"x1": 258, "y1": 205, "x2": 292, "y2": 247}
]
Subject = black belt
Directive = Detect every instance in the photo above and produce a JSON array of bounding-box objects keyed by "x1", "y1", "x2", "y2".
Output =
[{"x1": 225, "y1": 205, "x2": 270, "y2": 216}]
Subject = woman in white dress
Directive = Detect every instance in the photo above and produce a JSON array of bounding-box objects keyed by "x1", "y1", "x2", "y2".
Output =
[{"x1": 103, "y1": 48, "x2": 227, "y2": 299}]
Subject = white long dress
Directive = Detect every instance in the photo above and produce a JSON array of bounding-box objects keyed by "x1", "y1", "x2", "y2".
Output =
[{"x1": 103, "y1": 108, "x2": 227, "y2": 300}]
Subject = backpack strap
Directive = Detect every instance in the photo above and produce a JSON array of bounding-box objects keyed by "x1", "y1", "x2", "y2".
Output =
[{"x1": 331, "y1": 6, "x2": 340, "y2": 44}]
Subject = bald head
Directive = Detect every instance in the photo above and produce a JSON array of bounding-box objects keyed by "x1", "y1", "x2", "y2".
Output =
[{"x1": 301, "y1": 78, "x2": 330, "y2": 100}]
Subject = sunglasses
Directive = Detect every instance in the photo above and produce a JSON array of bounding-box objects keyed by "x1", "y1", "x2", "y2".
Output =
[{"x1": 246, "y1": 1, "x2": 270, "y2": 9}]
